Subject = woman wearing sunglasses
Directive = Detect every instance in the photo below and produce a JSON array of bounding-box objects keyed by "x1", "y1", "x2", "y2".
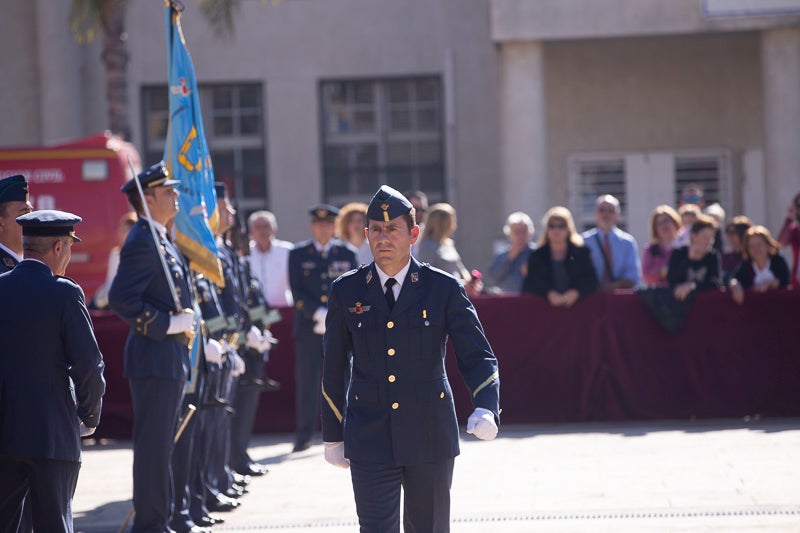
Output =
[{"x1": 522, "y1": 206, "x2": 598, "y2": 307}]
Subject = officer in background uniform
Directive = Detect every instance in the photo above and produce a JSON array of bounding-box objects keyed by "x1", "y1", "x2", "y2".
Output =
[
  {"x1": 321, "y1": 186, "x2": 501, "y2": 533},
  {"x1": 289, "y1": 204, "x2": 357, "y2": 452},
  {"x1": 0, "y1": 210, "x2": 105, "y2": 532},
  {"x1": 108, "y1": 162, "x2": 197, "y2": 533},
  {"x1": 0, "y1": 174, "x2": 33, "y2": 273}
]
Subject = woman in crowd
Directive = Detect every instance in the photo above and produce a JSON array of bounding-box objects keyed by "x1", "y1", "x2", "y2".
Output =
[
  {"x1": 667, "y1": 214, "x2": 722, "y2": 301},
  {"x1": 777, "y1": 191, "x2": 800, "y2": 288},
  {"x1": 416, "y1": 202, "x2": 483, "y2": 297},
  {"x1": 673, "y1": 203, "x2": 701, "y2": 248},
  {"x1": 522, "y1": 206, "x2": 597, "y2": 307},
  {"x1": 728, "y1": 225, "x2": 790, "y2": 304},
  {"x1": 641, "y1": 205, "x2": 680, "y2": 287},
  {"x1": 721, "y1": 215, "x2": 753, "y2": 283},
  {"x1": 336, "y1": 201, "x2": 372, "y2": 265}
]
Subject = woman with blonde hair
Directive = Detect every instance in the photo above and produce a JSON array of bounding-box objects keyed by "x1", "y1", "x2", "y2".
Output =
[
  {"x1": 416, "y1": 202, "x2": 482, "y2": 297},
  {"x1": 728, "y1": 225, "x2": 790, "y2": 304},
  {"x1": 336, "y1": 201, "x2": 372, "y2": 265},
  {"x1": 641, "y1": 205, "x2": 681, "y2": 287},
  {"x1": 522, "y1": 206, "x2": 598, "y2": 307}
]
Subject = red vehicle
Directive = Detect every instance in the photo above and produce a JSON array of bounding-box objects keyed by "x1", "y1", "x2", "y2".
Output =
[{"x1": 0, "y1": 132, "x2": 141, "y2": 299}]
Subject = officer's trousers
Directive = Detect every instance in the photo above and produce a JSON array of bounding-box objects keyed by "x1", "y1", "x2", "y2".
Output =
[
  {"x1": 349, "y1": 458, "x2": 455, "y2": 533},
  {"x1": 293, "y1": 331, "x2": 323, "y2": 447}
]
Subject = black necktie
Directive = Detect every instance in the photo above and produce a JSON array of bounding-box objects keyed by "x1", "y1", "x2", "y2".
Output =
[{"x1": 384, "y1": 278, "x2": 397, "y2": 311}]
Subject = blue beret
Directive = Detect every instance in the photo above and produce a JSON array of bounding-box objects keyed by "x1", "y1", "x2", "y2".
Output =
[
  {"x1": 309, "y1": 204, "x2": 339, "y2": 221},
  {"x1": 367, "y1": 185, "x2": 413, "y2": 222},
  {"x1": 0, "y1": 174, "x2": 29, "y2": 204},
  {"x1": 17, "y1": 209, "x2": 82, "y2": 242},
  {"x1": 121, "y1": 161, "x2": 179, "y2": 194}
]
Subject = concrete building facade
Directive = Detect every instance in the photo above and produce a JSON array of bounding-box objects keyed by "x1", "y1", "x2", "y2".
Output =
[{"x1": 1, "y1": 0, "x2": 799, "y2": 268}]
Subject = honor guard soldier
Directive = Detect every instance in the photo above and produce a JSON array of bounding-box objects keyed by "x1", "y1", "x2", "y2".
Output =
[
  {"x1": 109, "y1": 162, "x2": 198, "y2": 533},
  {"x1": 321, "y1": 186, "x2": 501, "y2": 533},
  {"x1": 0, "y1": 174, "x2": 33, "y2": 273},
  {"x1": 289, "y1": 204, "x2": 358, "y2": 452},
  {"x1": 0, "y1": 210, "x2": 105, "y2": 532}
]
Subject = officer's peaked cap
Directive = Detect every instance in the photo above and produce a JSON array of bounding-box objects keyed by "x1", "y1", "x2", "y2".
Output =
[
  {"x1": 367, "y1": 185, "x2": 413, "y2": 222},
  {"x1": 308, "y1": 204, "x2": 339, "y2": 221},
  {"x1": 120, "y1": 161, "x2": 179, "y2": 194},
  {"x1": 17, "y1": 209, "x2": 82, "y2": 242},
  {"x1": 0, "y1": 174, "x2": 29, "y2": 204}
]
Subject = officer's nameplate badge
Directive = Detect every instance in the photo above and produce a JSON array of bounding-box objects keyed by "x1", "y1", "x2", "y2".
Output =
[{"x1": 348, "y1": 302, "x2": 371, "y2": 314}]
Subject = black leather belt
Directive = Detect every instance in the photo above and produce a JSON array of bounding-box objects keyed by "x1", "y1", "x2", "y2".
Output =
[{"x1": 168, "y1": 332, "x2": 192, "y2": 347}]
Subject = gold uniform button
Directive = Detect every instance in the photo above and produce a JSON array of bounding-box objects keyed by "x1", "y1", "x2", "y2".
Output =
[
  {"x1": 440, "y1": 392, "x2": 445, "y2": 399},
  {"x1": 391, "y1": 402, "x2": 399, "y2": 410},
  {"x1": 388, "y1": 375, "x2": 396, "y2": 383},
  {"x1": 387, "y1": 321, "x2": 394, "y2": 329},
  {"x1": 321, "y1": 295, "x2": 328, "y2": 303},
  {"x1": 387, "y1": 348, "x2": 396, "y2": 356}
]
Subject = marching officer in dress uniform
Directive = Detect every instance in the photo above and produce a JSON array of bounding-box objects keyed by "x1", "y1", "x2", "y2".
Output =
[
  {"x1": 0, "y1": 210, "x2": 105, "y2": 532},
  {"x1": 289, "y1": 204, "x2": 358, "y2": 452},
  {"x1": 321, "y1": 186, "x2": 501, "y2": 533},
  {"x1": 0, "y1": 174, "x2": 33, "y2": 273},
  {"x1": 108, "y1": 162, "x2": 198, "y2": 533}
]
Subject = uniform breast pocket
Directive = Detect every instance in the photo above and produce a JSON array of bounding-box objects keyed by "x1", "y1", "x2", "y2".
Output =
[
  {"x1": 347, "y1": 313, "x2": 376, "y2": 355},
  {"x1": 409, "y1": 313, "x2": 443, "y2": 359}
]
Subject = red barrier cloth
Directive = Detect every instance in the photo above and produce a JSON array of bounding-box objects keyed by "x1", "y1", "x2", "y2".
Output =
[{"x1": 90, "y1": 289, "x2": 800, "y2": 439}]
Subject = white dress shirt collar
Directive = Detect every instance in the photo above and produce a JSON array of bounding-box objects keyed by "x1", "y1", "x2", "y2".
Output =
[{"x1": 375, "y1": 259, "x2": 412, "y2": 297}]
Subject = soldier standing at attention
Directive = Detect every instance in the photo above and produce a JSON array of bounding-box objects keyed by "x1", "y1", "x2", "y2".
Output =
[
  {"x1": 0, "y1": 174, "x2": 33, "y2": 273},
  {"x1": 321, "y1": 185, "x2": 500, "y2": 532},
  {"x1": 0, "y1": 210, "x2": 105, "y2": 531},
  {"x1": 289, "y1": 204, "x2": 357, "y2": 452},
  {"x1": 109, "y1": 162, "x2": 197, "y2": 533}
]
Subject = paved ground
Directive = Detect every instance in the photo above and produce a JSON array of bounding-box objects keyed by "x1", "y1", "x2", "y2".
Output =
[{"x1": 73, "y1": 418, "x2": 800, "y2": 532}]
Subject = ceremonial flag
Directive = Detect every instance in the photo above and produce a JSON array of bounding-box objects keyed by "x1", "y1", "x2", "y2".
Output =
[{"x1": 164, "y1": 1, "x2": 224, "y2": 288}]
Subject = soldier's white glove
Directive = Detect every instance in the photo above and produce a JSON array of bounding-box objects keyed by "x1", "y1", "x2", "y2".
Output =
[
  {"x1": 77, "y1": 415, "x2": 95, "y2": 437},
  {"x1": 312, "y1": 307, "x2": 327, "y2": 335},
  {"x1": 323, "y1": 441, "x2": 349, "y2": 469},
  {"x1": 246, "y1": 325, "x2": 264, "y2": 351},
  {"x1": 204, "y1": 338, "x2": 223, "y2": 365},
  {"x1": 167, "y1": 309, "x2": 196, "y2": 334},
  {"x1": 79, "y1": 421, "x2": 96, "y2": 437},
  {"x1": 466, "y1": 407, "x2": 498, "y2": 441},
  {"x1": 231, "y1": 353, "x2": 246, "y2": 377},
  {"x1": 261, "y1": 330, "x2": 277, "y2": 361}
]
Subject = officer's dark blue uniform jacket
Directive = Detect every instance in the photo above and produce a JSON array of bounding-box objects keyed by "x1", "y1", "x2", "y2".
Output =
[
  {"x1": 321, "y1": 258, "x2": 500, "y2": 466},
  {"x1": 0, "y1": 260, "x2": 105, "y2": 462},
  {"x1": 109, "y1": 219, "x2": 194, "y2": 380},
  {"x1": 289, "y1": 239, "x2": 357, "y2": 336}
]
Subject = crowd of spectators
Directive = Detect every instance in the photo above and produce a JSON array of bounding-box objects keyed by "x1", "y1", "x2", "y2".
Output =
[{"x1": 241, "y1": 184, "x2": 797, "y2": 314}]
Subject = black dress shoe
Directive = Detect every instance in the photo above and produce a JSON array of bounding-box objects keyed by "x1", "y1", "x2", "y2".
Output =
[
  {"x1": 236, "y1": 463, "x2": 269, "y2": 476},
  {"x1": 292, "y1": 441, "x2": 311, "y2": 452},
  {"x1": 207, "y1": 496, "x2": 240, "y2": 512},
  {"x1": 232, "y1": 472, "x2": 251, "y2": 485},
  {"x1": 195, "y1": 514, "x2": 224, "y2": 526}
]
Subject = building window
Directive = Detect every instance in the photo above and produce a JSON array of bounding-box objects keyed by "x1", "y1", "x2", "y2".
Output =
[
  {"x1": 569, "y1": 157, "x2": 627, "y2": 232},
  {"x1": 320, "y1": 77, "x2": 445, "y2": 205},
  {"x1": 141, "y1": 83, "x2": 267, "y2": 213},
  {"x1": 674, "y1": 155, "x2": 725, "y2": 207}
]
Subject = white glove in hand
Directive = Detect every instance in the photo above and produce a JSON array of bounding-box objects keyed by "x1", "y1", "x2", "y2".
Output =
[
  {"x1": 466, "y1": 407, "x2": 498, "y2": 441},
  {"x1": 246, "y1": 325, "x2": 264, "y2": 350},
  {"x1": 323, "y1": 441, "x2": 349, "y2": 469},
  {"x1": 312, "y1": 307, "x2": 327, "y2": 335},
  {"x1": 204, "y1": 338, "x2": 223, "y2": 365},
  {"x1": 231, "y1": 353, "x2": 246, "y2": 377},
  {"x1": 167, "y1": 309, "x2": 196, "y2": 334},
  {"x1": 76, "y1": 415, "x2": 96, "y2": 437}
]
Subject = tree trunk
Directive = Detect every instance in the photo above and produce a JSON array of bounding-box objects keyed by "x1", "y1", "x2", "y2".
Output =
[{"x1": 100, "y1": 0, "x2": 130, "y2": 140}]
